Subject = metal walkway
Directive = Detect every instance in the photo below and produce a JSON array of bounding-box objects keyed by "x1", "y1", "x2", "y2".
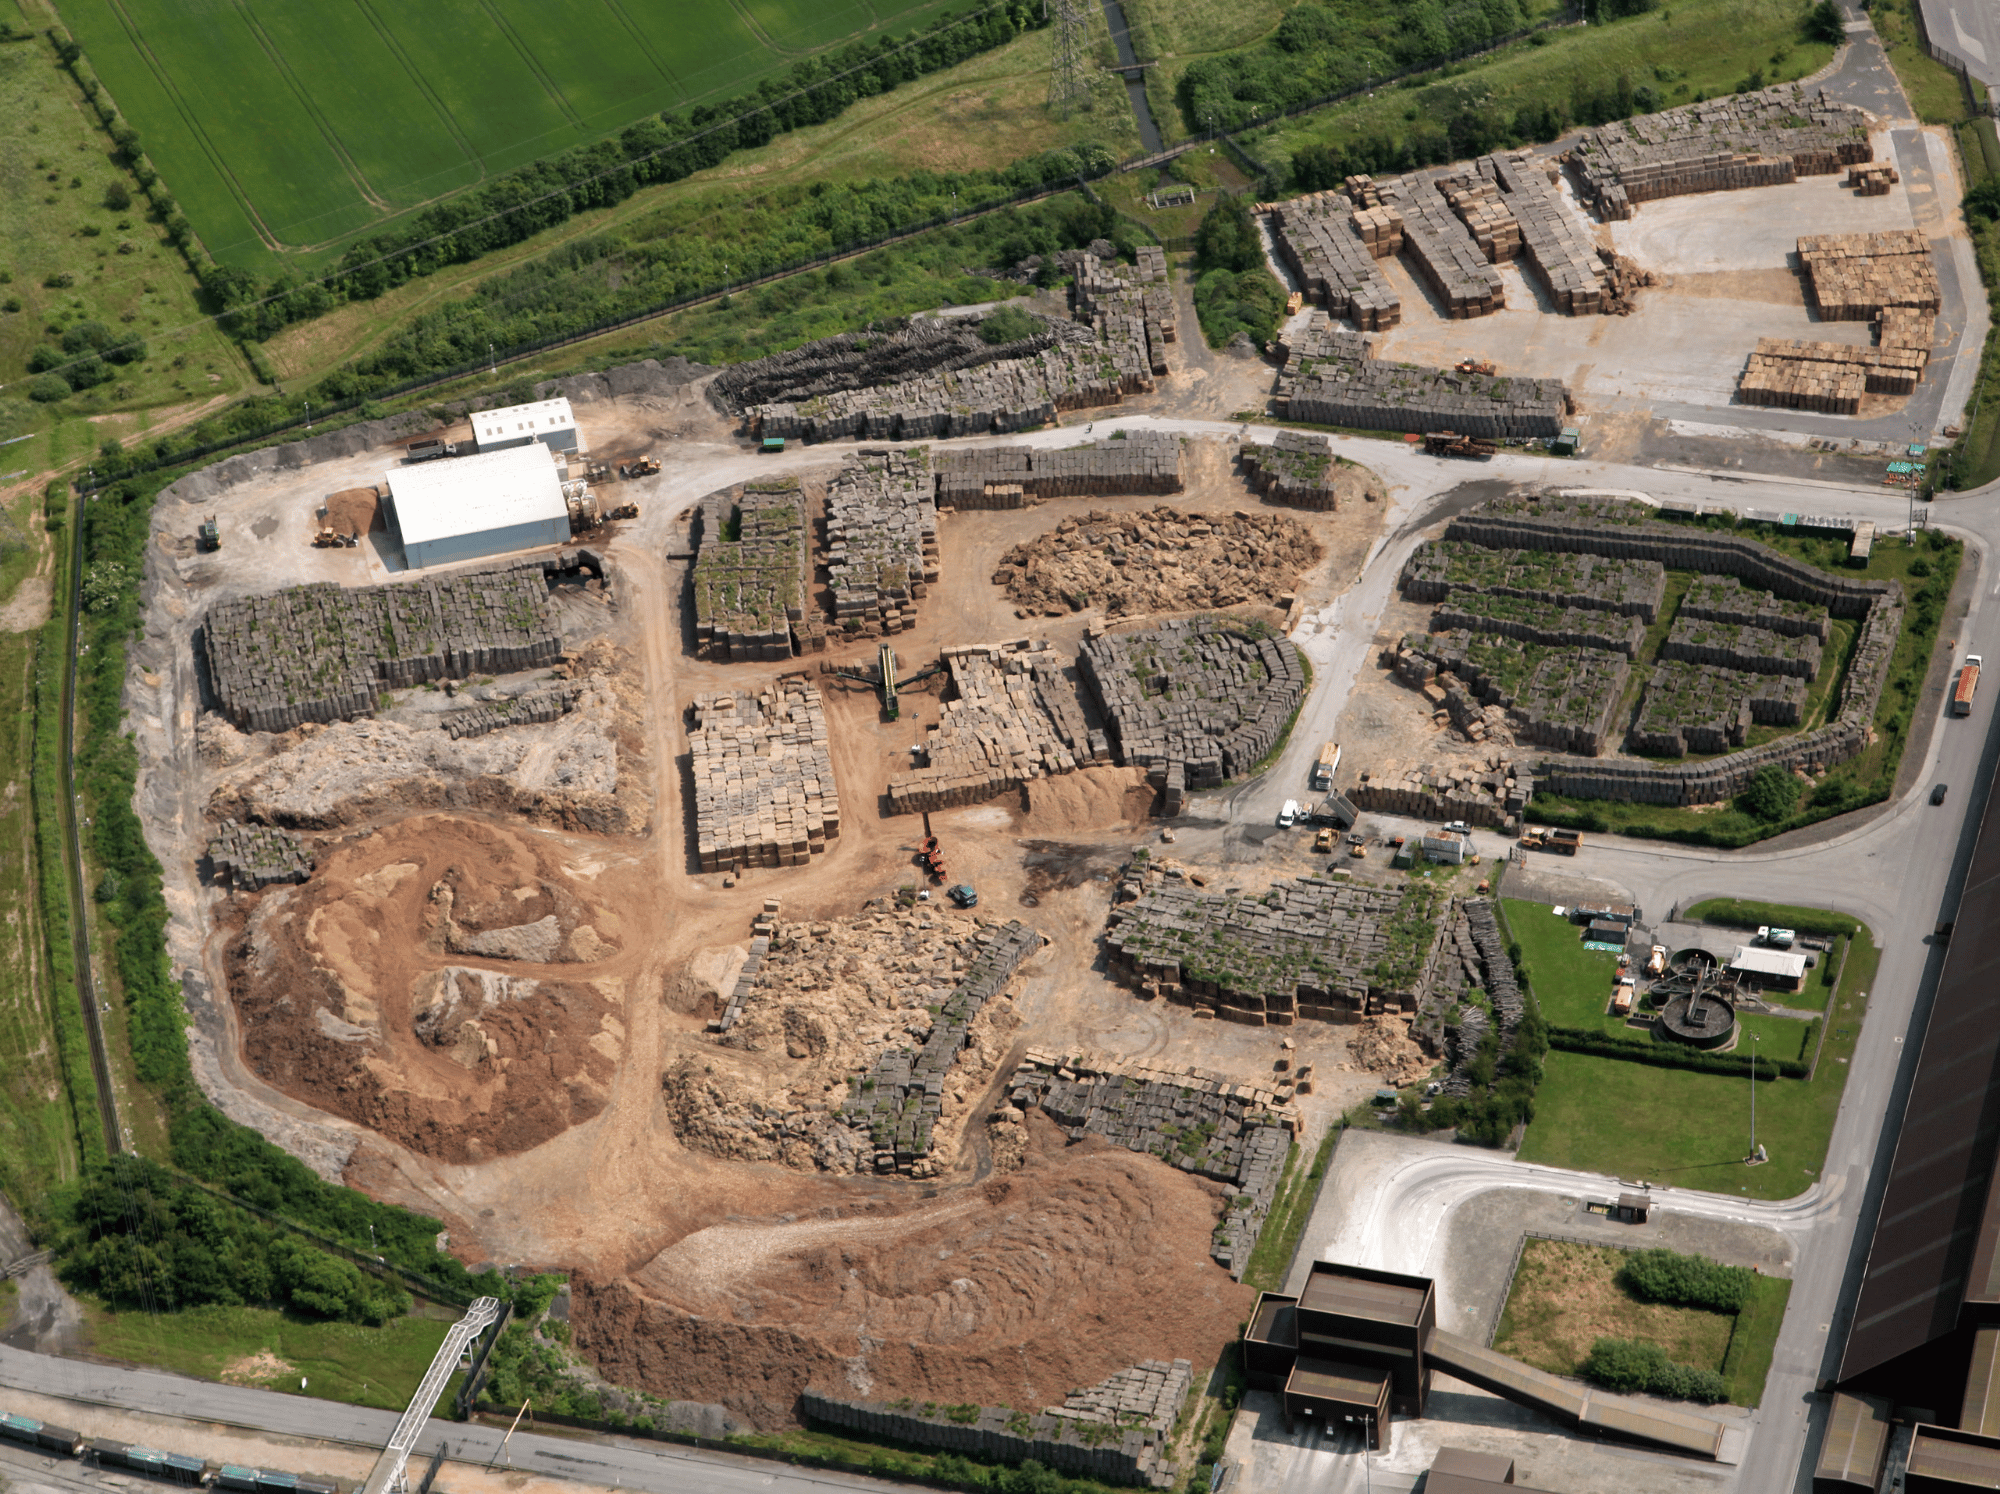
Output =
[{"x1": 360, "y1": 1298, "x2": 502, "y2": 1494}]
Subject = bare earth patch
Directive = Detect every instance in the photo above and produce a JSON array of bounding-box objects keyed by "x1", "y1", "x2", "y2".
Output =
[
  {"x1": 0, "y1": 576, "x2": 51, "y2": 634},
  {"x1": 1493, "y1": 1239, "x2": 1734, "y2": 1375},
  {"x1": 220, "y1": 1350, "x2": 296, "y2": 1385}
]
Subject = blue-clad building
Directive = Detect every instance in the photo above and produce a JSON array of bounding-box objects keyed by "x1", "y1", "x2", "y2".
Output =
[{"x1": 383, "y1": 444, "x2": 571, "y2": 570}]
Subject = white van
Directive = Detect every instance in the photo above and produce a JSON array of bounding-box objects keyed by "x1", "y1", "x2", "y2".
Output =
[{"x1": 1277, "y1": 800, "x2": 1300, "y2": 827}]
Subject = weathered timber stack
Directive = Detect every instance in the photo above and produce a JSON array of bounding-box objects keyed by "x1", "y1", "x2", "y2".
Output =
[
  {"x1": 1678, "y1": 574, "x2": 1831, "y2": 639},
  {"x1": 1568, "y1": 85, "x2": 1871, "y2": 219},
  {"x1": 1073, "y1": 247, "x2": 1175, "y2": 373},
  {"x1": 825, "y1": 448, "x2": 938, "y2": 634},
  {"x1": 1439, "y1": 174, "x2": 1521, "y2": 262},
  {"x1": 439, "y1": 682, "x2": 582, "y2": 739},
  {"x1": 1660, "y1": 615, "x2": 1822, "y2": 678},
  {"x1": 1430, "y1": 590, "x2": 1647, "y2": 656},
  {"x1": 1277, "y1": 312, "x2": 1565, "y2": 437},
  {"x1": 712, "y1": 312, "x2": 1070, "y2": 412},
  {"x1": 1739, "y1": 332, "x2": 1929, "y2": 408},
  {"x1": 1348, "y1": 755, "x2": 1526, "y2": 825},
  {"x1": 1630, "y1": 662, "x2": 1808, "y2": 756},
  {"x1": 1488, "y1": 152, "x2": 1612, "y2": 313},
  {"x1": 206, "y1": 820, "x2": 313, "y2": 889},
  {"x1": 688, "y1": 681, "x2": 839, "y2": 872},
  {"x1": 885, "y1": 642, "x2": 1095, "y2": 814},
  {"x1": 932, "y1": 432, "x2": 1183, "y2": 508},
  {"x1": 1103, "y1": 873, "x2": 1446, "y2": 1021},
  {"x1": 1383, "y1": 173, "x2": 1506, "y2": 317},
  {"x1": 1079, "y1": 618, "x2": 1307, "y2": 802},
  {"x1": 203, "y1": 565, "x2": 564, "y2": 733},
  {"x1": 1848, "y1": 162, "x2": 1899, "y2": 194},
  {"x1": 1263, "y1": 192, "x2": 1402, "y2": 329},
  {"x1": 1007, "y1": 1046, "x2": 1291, "y2": 1277},
  {"x1": 1798, "y1": 230, "x2": 1940, "y2": 320},
  {"x1": 1879, "y1": 306, "x2": 1936, "y2": 353},
  {"x1": 1434, "y1": 898, "x2": 1526, "y2": 1097},
  {"x1": 841, "y1": 919, "x2": 1043, "y2": 1173},
  {"x1": 1398, "y1": 630, "x2": 1630, "y2": 756},
  {"x1": 1401, "y1": 538, "x2": 1666, "y2": 619},
  {"x1": 691, "y1": 477, "x2": 820, "y2": 661},
  {"x1": 1240, "y1": 429, "x2": 1344, "y2": 509}
]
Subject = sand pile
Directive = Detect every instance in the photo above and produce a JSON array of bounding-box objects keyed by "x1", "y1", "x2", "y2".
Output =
[
  {"x1": 993, "y1": 507, "x2": 1322, "y2": 617},
  {"x1": 1342, "y1": 1015, "x2": 1433, "y2": 1086},
  {"x1": 229, "y1": 816, "x2": 646, "y2": 1162},
  {"x1": 574, "y1": 1119, "x2": 1254, "y2": 1428}
]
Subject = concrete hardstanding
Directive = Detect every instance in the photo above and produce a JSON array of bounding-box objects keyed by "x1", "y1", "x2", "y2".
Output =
[
  {"x1": 687, "y1": 682, "x2": 840, "y2": 873},
  {"x1": 202, "y1": 563, "x2": 564, "y2": 733}
]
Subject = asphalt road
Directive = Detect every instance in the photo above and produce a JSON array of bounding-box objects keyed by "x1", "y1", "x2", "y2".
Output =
[{"x1": 0, "y1": 1347, "x2": 908, "y2": 1494}]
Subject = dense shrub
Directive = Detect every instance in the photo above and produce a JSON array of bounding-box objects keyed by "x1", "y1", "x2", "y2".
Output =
[
  {"x1": 977, "y1": 304, "x2": 1043, "y2": 343},
  {"x1": 1621, "y1": 1247, "x2": 1756, "y2": 1312},
  {"x1": 1582, "y1": 1337, "x2": 1728, "y2": 1402},
  {"x1": 1739, "y1": 762, "x2": 1802, "y2": 821},
  {"x1": 1194, "y1": 269, "x2": 1287, "y2": 349}
]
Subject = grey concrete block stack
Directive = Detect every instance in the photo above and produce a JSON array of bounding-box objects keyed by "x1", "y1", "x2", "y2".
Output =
[
  {"x1": 1240, "y1": 429, "x2": 1344, "y2": 510},
  {"x1": 692, "y1": 477, "x2": 820, "y2": 661},
  {"x1": 1348, "y1": 757, "x2": 1525, "y2": 826},
  {"x1": 439, "y1": 682, "x2": 582, "y2": 740},
  {"x1": 1281, "y1": 336, "x2": 1566, "y2": 439},
  {"x1": 1430, "y1": 590, "x2": 1647, "y2": 657},
  {"x1": 1051, "y1": 1360, "x2": 1194, "y2": 1438},
  {"x1": 841, "y1": 919, "x2": 1043, "y2": 1174},
  {"x1": 886, "y1": 642, "x2": 1097, "y2": 815},
  {"x1": 1401, "y1": 538, "x2": 1666, "y2": 618},
  {"x1": 1630, "y1": 662, "x2": 1808, "y2": 757},
  {"x1": 1102, "y1": 873, "x2": 1445, "y2": 1022},
  {"x1": 1661, "y1": 615, "x2": 1823, "y2": 678},
  {"x1": 1277, "y1": 310, "x2": 1376, "y2": 373},
  {"x1": 1004, "y1": 1048, "x2": 1292, "y2": 1278},
  {"x1": 1487, "y1": 151, "x2": 1612, "y2": 314},
  {"x1": 1078, "y1": 618, "x2": 1307, "y2": 792},
  {"x1": 1073, "y1": 247, "x2": 1176, "y2": 374},
  {"x1": 1569, "y1": 84, "x2": 1871, "y2": 220},
  {"x1": 932, "y1": 432, "x2": 1184, "y2": 508},
  {"x1": 800, "y1": 1389, "x2": 1178, "y2": 1488},
  {"x1": 1263, "y1": 190, "x2": 1402, "y2": 329},
  {"x1": 203, "y1": 566, "x2": 564, "y2": 733},
  {"x1": 688, "y1": 681, "x2": 840, "y2": 873},
  {"x1": 1679, "y1": 573, "x2": 1833, "y2": 639},
  {"x1": 1437, "y1": 898, "x2": 1525, "y2": 1098},
  {"x1": 826, "y1": 448, "x2": 939, "y2": 635},
  {"x1": 1396, "y1": 631, "x2": 1630, "y2": 757},
  {"x1": 206, "y1": 819, "x2": 313, "y2": 889},
  {"x1": 1381, "y1": 172, "x2": 1507, "y2": 317}
]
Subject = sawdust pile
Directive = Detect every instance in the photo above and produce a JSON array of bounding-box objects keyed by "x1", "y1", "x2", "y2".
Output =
[
  {"x1": 322, "y1": 486, "x2": 380, "y2": 538},
  {"x1": 993, "y1": 507, "x2": 1322, "y2": 617},
  {"x1": 1341, "y1": 1015, "x2": 1432, "y2": 1086},
  {"x1": 574, "y1": 1117, "x2": 1254, "y2": 1428},
  {"x1": 661, "y1": 908, "x2": 1024, "y2": 1173},
  {"x1": 229, "y1": 816, "x2": 647, "y2": 1163},
  {"x1": 203, "y1": 675, "x2": 643, "y2": 834}
]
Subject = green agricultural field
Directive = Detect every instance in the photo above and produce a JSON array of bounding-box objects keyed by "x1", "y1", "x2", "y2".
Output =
[{"x1": 48, "y1": 0, "x2": 972, "y2": 269}]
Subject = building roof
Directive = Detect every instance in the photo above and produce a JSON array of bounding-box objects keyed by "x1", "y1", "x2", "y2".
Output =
[
  {"x1": 1968, "y1": 1330, "x2": 2000, "y2": 1438},
  {"x1": 1839, "y1": 735, "x2": 2000, "y2": 1382},
  {"x1": 472, "y1": 397, "x2": 575, "y2": 446},
  {"x1": 1285, "y1": 1358, "x2": 1389, "y2": 1407},
  {"x1": 1909, "y1": 1424, "x2": 2000, "y2": 1487},
  {"x1": 385, "y1": 445, "x2": 569, "y2": 550},
  {"x1": 1248, "y1": 1294, "x2": 1297, "y2": 1347},
  {"x1": 1813, "y1": 1393, "x2": 1891, "y2": 1489},
  {"x1": 1298, "y1": 1262, "x2": 1429, "y2": 1326},
  {"x1": 1429, "y1": 1446, "x2": 1515, "y2": 1481},
  {"x1": 1728, "y1": 945, "x2": 1808, "y2": 979}
]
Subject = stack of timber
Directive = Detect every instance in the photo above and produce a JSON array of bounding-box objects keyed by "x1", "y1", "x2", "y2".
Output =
[
  {"x1": 1848, "y1": 163, "x2": 1898, "y2": 194},
  {"x1": 932, "y1": 432, "x2": 1183, "y2": 508},
  {"x1": 1487, "y1": 152, "x2": 1613, "y2": 314},
  {"x1": 1382, "y1": 173, "x2": 1506, "y2": 317},
  {"x1": 1278, "y1": 312, "x2": 1565, "y2": 438},
  {"x1": 1262, "y1": 191, "x2": 1402, "y2": 330},
  {"x1": 1798, "y1": 230, "x2": 1940, "y2": 320},
  {"x1": 1439, "y1": 175, "x2": 1522, "y2": 262},
  {"x1": 885, "y1": 641, "x2": 1095, "y2": 814},
  {"x1": 689, "y1": 681, "x2": 839, "y2": 872},
  {"x1": 692, "y1": 477, "x2": 818, "y2": 661},
  {"x1": 825, "y1": 448, "x2": 938, "y2": 635}
]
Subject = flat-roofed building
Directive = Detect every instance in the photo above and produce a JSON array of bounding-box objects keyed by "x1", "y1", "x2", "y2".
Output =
[
  {"x1": 1282, "y1": 1358, "x2": 1391, "y2": 1448},
  {"x1": 1296, "y1": 1260, "x2": 1436, "y2": 1414},
  {"x1": 1909, "y1": 1423, "x2": 2000, "y2": 1492},
  {"x1": 1426, "y1": 1445, "x2": 1538, "y2": 1492},
  {"x1": 1243, "y1": 1292, "x2": 1299, "y2": 1391},
  {"x1": 471, "y1": 397, "x2": 578, "y2": 454},
  {"x1": 382, "y1": 444, "x2": 570, "y2": 570},
  {"x1": 1730, "y1": 943, "x2": 1809, "y2": 993},
  {"x1": 1812, "y1": 1393, "x2": 1891, "y2": 1493}
]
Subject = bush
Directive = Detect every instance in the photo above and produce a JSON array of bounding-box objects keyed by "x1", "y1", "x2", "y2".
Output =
[
  {"x1": 1621, "y1": 1247, "x2": 1755, "y2": 1312},
  {"x1": 1194, "y1": 196, "x2": 1262, "y2": 275},
  {"x1": 27, "y1": 374, "x2": 69, "y2": 403},
  {"x1": 102, "y1": 181, "x2": 130, "y2": 212},
  {"x1": 1193, "y1": 267, "x2": 1286, "y2": 349},
  {"x1": 1545, "y1": 1025, "x2": 1807, "y2": 1078},
  {"x1": 1582, "y1": 1337, "x2": 1728, "y2": 1402},
  {"x1": 1803, "y1": 0, "x2": 1846, "y2": 43},
  {"x1": 1739, "y1": 762, "x2": 1801, "y2": 822},
  {"x1": 977, "y1": 304, "x2": 1043, "y2": 344}
]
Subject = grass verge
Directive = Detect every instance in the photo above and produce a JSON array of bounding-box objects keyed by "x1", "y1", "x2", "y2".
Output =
[
  {"x1": 1719, "y1": 1273, "x2": 1791, "y2": 1406},
  {"x1": 1242, "y1": 1125, "x2": 1339, "y2": 1292}
]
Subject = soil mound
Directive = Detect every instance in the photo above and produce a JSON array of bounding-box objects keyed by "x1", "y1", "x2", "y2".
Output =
[
  {"x1": 994, "y1": 507, "x2": 1322, "y2": 617},
  {"x1": 574, "y1": 1119, "x2": 1253, "y2": 1428},
  {"x1": 1342, "y1": 1014, "x2": 1432, "y2": 1086},
  {"x1": 230, "y1": 816, "x2": 643, "y2": 1162}
]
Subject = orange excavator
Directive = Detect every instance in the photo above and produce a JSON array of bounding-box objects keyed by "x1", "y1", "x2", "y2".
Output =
[{"x1": 917, "y1": 813, "x2": 948, "y2": 883}]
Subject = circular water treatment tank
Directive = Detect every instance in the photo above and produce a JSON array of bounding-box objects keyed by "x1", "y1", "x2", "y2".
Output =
[{"x1": 1658, "y1": 990, "x2": 1737, "y2": 1049}]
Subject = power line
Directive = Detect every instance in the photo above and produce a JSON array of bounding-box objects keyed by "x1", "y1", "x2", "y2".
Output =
[{"x1": 1046, "y1": 0, "x2": 1091, "y2": 118}]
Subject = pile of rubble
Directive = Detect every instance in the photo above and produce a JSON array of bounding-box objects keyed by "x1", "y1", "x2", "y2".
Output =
[
  {"x1": 1631, "y1": 662, "x2": 1807, "y2": 757},
  {"x1": 1799, "y1": 230, "x2": 1941, "y2": 320},
  {"x1": 886, "y1": 642, "x2": 1097, "y2": 815},
  {"x1": 1401, "y1": 539, "x2": 1666, "y2": 619},
  {"x1": 1003, "y1": 1049, "x2": 1292, "y2": 1278},
  {"x1": 203, "y1": 565, "x2": 564, "y2": 732},
  {"x1": 842, "y1": 920, "x2": 1045, "y2": 1174},
  {"x1": 665, "y1": 907, "x2": 1026, "y2": 1173},
  {"x1": 692, "y1": 478, "x2": 819, "y2": 661},
  {"x1": 1240, "y1": 430, "x2": 1345, "y2": 510},
  {"x1": 206, "y1": 820, "x2": 313, "y2": 889},
  {"x1": 1276, "y1": 313, "x2": 1566, "y2": 440},
  {"x1": 1079, "y1": 619, "x2": 1308, "y2": 810},
  {"x1": 1103, "y1": 870, "x2": 1447, "y2": 1021},
  {"x1": 826, "y1": 449, "x2": 938, "y2": 635},
  {"x1": 933, "y1": 432, "x2": 1184, "y2": 508},
  {"x1": 687, "y1": 682, "x2": 839, "y2": 873},
  {"x1": 994, "y1": 506, "x2": 1321, "y2": 618},
  {"x1": 1347, "y1": 755, "x2": 1527, "y2": 826},
  {"x1": 1662, "y1": 615, "x2": 1822, "y2": 678},
  {"x1": 1569, "y1": 85, "x2": 1870, "y2": 220},
  {"x1": 1343, "y1": 1015, "x2": 1433, "y2": 1087}
]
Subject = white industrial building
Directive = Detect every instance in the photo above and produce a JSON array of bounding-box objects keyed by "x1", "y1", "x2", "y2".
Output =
[
  {"x1": 471, "y1": 397, "x2": 578, "y2": 453},
  {"x1": 383, "y1": 445, "x2": 570, "y2": 569},
  {"x1": 1729, "y1": 944, "x2": 1809, "y2": 993}
]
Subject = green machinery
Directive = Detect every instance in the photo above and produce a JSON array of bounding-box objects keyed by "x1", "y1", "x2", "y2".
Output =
[{"x1": 824, "y1": 643, "x2": 944, "y2": 721}]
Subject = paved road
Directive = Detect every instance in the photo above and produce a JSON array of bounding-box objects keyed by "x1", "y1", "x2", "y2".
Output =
[{"x1": 0, "y1": 1347, "x2": 906, "y2": 1494}]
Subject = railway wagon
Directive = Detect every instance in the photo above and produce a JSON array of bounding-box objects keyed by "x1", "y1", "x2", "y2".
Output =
[
  {"x1": 0, "y1": 1411, "x2": 84, "y2": 1455},
  {"x1": 219, "y1": 1465, "x2": 338, "y2": 1494},
  {"x1": 88, "y1": 1439, "x2": 214, "y2": 1485}
]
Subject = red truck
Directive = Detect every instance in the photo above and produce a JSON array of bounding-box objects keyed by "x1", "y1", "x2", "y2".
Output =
[{"x1": 1954, "y1": 654, "x2": 1982, "y2": 717}]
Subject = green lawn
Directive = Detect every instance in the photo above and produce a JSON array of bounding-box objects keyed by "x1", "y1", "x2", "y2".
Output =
[
  {"x1": 1720, "y1": 1274, "x2": 1791, "y2": 1406},
  {"x1": 50, "y1": 0, "x2": 973, "y2": 269},
  {"x1": 1505, "y1": 897, "x2": 1622, "y2": 1029},
  {"x1": 1519, "y1": 932, "x2": 1878, "y2": 1200},
  {"x1": 84, "y1": 1301, "x2": 465, "y2": 1413}
]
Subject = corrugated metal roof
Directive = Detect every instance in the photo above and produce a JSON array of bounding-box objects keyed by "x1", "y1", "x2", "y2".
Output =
[
  {"x1": 1909, "y1": 1424, "x2": 2000, "y2": 1487},
  {"x1": 1970, "y1": 1333, "x2": 2000, "y2": 1440},
  {"x1": 1729, "y1": 945, "x2": 1808, "y2": 978},
  {"x1": 385, "y1": 444, "x2": 569, "y2": 549},
  {"x1": 1298, "y1": 1264, "x2": 1428, "y2": 1325},
  {"x1": 1286, "y1": 1357, "x2": 1388, "y2": 1405},
  {"x1": 1839, "y1": 741, "x2": 2000, "y2": 1381},
  {"x1": 1814, "y1": 1391, "x2": 1891, "y2": 1487}
]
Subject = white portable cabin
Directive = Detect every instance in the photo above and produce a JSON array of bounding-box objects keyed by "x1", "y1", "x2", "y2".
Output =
[{"x1": 471, "y1": 396, "x2": 578, "y2": 454}]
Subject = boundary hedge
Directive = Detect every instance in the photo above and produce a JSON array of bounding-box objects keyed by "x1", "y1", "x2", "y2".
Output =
[
  {"x1": 1681, "y1": 899, "x2": 1860, "y2": 938},
  {"x1": 1545, "y1": 1026, "x2": 1810, "y2": 1079}
]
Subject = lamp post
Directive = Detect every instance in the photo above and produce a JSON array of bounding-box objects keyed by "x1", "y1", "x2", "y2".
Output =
[{"x1": 1747, "y1": 1030, "x2": 1763, "y2": 1164}]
